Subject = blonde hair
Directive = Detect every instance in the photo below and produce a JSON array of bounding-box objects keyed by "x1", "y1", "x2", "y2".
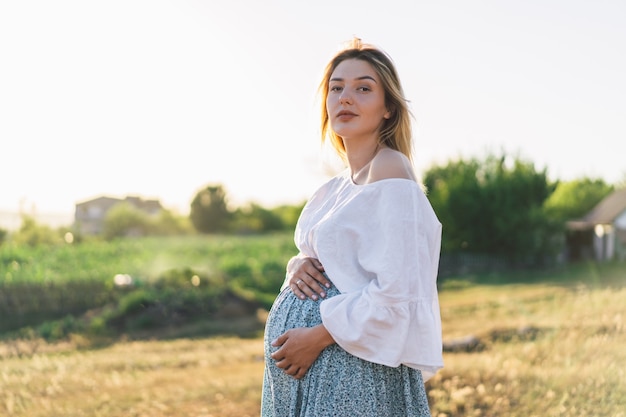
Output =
[{"x1": 319, "y1": 38, "x2": 414, "y2": 161}]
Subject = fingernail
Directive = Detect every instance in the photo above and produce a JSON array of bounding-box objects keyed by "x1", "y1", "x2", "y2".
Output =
[
  {"x1": 320, "y1": 292, "x2": 326, "y2": 298},
  {"x1": 325, "y1": 283, "x2": 331, "y2": 288},
  {"x1": 300, "y1": 295, "x2": 306, "y2": 300},
  {"x1": 312, "y1": 295, "x2": 318, "y2": 301}
]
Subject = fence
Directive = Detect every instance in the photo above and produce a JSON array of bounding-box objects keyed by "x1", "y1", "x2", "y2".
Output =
[{"x1": 437, "y1": 250, "x2": 561, "y2": 279}]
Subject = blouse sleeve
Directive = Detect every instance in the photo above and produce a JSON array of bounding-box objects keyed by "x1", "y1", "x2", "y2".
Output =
[{"x1": 318, "y1": 180, "x2": 443, "y2": 380}]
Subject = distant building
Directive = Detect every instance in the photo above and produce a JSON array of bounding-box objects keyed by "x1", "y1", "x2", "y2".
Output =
[
  {"x1": 566, "y1": 188, "x2": 626, "y2": 262},
  {"x1": 74, "y1": 195, "x2": 163, "y2": 235}
]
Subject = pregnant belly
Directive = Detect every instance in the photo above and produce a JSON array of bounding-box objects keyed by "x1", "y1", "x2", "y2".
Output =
[{"x1": 263, "y1": 285, "x2": 340, "y2": 354}]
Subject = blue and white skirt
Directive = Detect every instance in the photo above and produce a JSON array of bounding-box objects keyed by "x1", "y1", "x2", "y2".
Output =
[{"x1": 261, "y1": 282, "x2": 431, "y2": 417}]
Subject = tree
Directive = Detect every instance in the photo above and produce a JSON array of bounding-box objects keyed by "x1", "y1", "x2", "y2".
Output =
[
  {"x1": 272, "y1": 202, "x2": 305, "y2": 231},
  {"x1": 423, "y1": 158, "x2": 482, "y2": 252},
  {"x1": 12, "y1": 215, "x2": 63, "y2": 246},
  {"x1": 543, "y1": 178, "x2": 614, "y2": 225},
  {"x1": 150, "y1": 209, "x2": 193, "y2": 235},
  {"x1": 189, "y1": 184, "x2": 232, "y2": 233},
  {"x1": 423, "y1": 152, "x2": 558, "y2": 265},
  {"x1": 103, "y1": 202, "x2": 150, "y2": 239},
  {"x1": 231, "y1": 203, "x2": 284, "y2": 234},
  {"x1": 101, "y1": 204, "x2": 191, "y2": 239}
]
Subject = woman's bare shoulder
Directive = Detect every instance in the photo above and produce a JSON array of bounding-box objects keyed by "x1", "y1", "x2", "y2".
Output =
[{"x1": 368, "y1": 148, "x2": 416, "y2": 182}]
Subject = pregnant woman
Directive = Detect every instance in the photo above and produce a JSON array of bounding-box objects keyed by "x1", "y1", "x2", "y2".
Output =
[{"x1": 261, "y1": 38, "x2": 443, "y2": 417}]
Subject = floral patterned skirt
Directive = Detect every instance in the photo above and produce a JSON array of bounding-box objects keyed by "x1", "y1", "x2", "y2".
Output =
[{"x1": 261, "y1": 283, "x2": 431, "y2": 417}]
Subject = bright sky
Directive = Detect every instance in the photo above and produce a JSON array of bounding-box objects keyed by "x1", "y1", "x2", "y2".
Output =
[{"x1": 1, "y1": 0, "x2": 625, "y2": 217}]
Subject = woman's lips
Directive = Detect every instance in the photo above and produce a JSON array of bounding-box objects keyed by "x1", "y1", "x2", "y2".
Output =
[{"x1": 337, "y1": 111, "x2": 357, "y2": 121}]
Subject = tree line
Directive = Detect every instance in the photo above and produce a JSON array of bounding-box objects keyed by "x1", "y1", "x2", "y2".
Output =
[
  {"x1": 424, "y1": 153, "x2": 617, "y2": 267},
  {"x1": 187, "y1": 152, "x2": 619, "y2": 263},
  {"x1": 1, "y1": 151, "x2": 621, "y2": 266},
  {"x1": 188, "y1": 185, "x2": 303, "y2": 234}
]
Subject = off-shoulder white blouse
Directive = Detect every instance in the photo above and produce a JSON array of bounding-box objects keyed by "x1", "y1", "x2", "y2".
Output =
[{"x1": 289, "y1": 169, "x2": 443, "y2": 381}]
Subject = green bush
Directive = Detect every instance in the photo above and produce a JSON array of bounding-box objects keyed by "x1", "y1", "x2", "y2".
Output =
[
  {"x1": 37, "y1": 315, "x2": 83, "y2": 341},
  {"x1": 155, "y1": 267, "x2": 204, "y2": 290},
  {"x1": 117, "y1": 289, "x2": 156, "y2": 316},
  {"x1": 11, "y1": 215, "x2": 64, "y2": 247},
  {"x1": 0, "y1": 228, "x2": 7, "y2": 246},
  {"x1": 0, "y1": 234, "x2": 296, "y2": 338}
]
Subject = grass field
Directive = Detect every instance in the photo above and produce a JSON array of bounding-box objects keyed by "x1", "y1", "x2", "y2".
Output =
[
  {"x1": 0, "y1": 234, "x2": 295, "y2": 333},
  {"x1": 1, "y1": 262, "x2": 625, "y2": 416}
]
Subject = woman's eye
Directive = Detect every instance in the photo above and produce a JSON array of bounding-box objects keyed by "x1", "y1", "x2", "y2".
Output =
[
  {"x1": 330, "y1": 86, "x2": 343, "y2": 92},
  {"x1": 358, "y1": 86, "x2": 371, "y2": 92}
]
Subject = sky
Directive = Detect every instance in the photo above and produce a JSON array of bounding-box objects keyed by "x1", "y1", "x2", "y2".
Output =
[{"x1": 1, "y1": 0, "x2": 625, "y2": 218}]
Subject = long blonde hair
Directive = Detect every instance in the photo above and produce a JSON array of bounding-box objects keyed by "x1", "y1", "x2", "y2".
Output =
[{"x1": 319, "y1": 39, "x2": 414, "y2": 161}]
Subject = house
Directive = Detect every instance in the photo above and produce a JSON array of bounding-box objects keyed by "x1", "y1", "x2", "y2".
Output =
[
  {"x1": 74, "y1": 195, "x2": 163, "y2": 235},
  {"x1": 566, "y1": 188, "x2": 626, "y2": 262}
]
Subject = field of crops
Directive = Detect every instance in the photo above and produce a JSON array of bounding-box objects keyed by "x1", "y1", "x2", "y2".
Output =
[
  {"x1": 0, "y1": 234, "x2": 296, "y2": 334},
  {"x1": 1, "y1": 236, "x2": 625, "y2": 416},
  {"x1": 1, "y1": 234, "x2": 297, "y2": 286}
]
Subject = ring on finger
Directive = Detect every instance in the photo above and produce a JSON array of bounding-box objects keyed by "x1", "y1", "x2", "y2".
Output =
[{"x1": 296, "y1": 279, "x2": 303, "y2": 286}]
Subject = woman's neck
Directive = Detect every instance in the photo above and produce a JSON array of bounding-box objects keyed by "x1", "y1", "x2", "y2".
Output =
[{"x1": 345, "y1": 140, "x2": 381, "y2": 183}]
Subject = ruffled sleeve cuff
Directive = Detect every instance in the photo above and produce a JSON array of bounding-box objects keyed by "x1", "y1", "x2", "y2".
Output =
[{"x1": 320, "y1": 290, "x2": 443, "y2": 381}]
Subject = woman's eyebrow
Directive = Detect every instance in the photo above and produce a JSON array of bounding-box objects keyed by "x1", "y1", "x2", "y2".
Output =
[{"x1": 329, "y1": 75, "x2": 377, "y2": 83}]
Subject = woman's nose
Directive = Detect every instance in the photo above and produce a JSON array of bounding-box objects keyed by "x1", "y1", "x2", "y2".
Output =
[{"x1": 339, "y1": 90, "x2": 352, "y2": 104}]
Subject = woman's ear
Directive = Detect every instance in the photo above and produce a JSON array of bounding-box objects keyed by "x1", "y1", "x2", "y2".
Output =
[{"x1": 383, "y1": 103, "x2": 394, "y2": 120}]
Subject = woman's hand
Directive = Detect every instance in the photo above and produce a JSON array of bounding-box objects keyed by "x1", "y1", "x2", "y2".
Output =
[
  {"x1": 287, "y1": 256, "x2": 330, "y2": 300},
  {"x1": 270, "y1": 325, "x2": 335, "y2": 379}
]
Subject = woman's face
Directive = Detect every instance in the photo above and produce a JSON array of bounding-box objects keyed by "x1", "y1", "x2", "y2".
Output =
[{"x1": 326, "y1": 58, "x2": 390, "y2": 142}]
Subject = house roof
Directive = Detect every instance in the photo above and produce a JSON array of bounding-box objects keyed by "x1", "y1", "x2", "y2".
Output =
[
  {"x1": 75, "y1": 196, "x2": 121, "y2": 207},
  {"x1": 582, "y1": 188, "x2": 626, "y2": 224},
  {"x1": 568, "y1": 188, "x2": 626, "y2": 230},
  {"x1": 76, "y1": 195, "x2": 163, "y2": 210}
]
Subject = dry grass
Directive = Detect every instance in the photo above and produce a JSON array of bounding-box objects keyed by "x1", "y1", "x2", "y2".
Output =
[
  {"x1": 1, "y1": 337, "x2": 265, "y2": 417},
  {"x1": 2, "y1": 280, "x2": 625, "y2": 416},
  {"x1": 430, "y1": 283, "x2": 626, "y2": 416}
]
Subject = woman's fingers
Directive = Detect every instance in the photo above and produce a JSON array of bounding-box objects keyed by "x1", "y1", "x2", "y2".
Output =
[
  {"x1": 294, "y1": 275, "x2": 326, "y2": 300},
  {"x1": 304, "y1": 261, "x2": 331, "y2": 290},
  {"x1": 295, "y1": 368, "x2": 308, "y2": 379},
  {"x1": 291, "y1": 267, "x2": 330, "y2": 300},
  {"x1": 271, "y1": 333, "x2": 287, "y2": 348},
  {"x1": 275, "y1": 358, "x2": 309, "y2": 379},
  {"x1": 286, "y1": 257, "x2": 332, "y2": 300},
  {"x1": 285, "y1": 365, "x2": 299, "y2": 376},
  {"x1": 311, "y1": 258, "x2": 325, "y2": 272},
  {"x1": 291, "y1": 280, "x2": 308, "y2": 300}
]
